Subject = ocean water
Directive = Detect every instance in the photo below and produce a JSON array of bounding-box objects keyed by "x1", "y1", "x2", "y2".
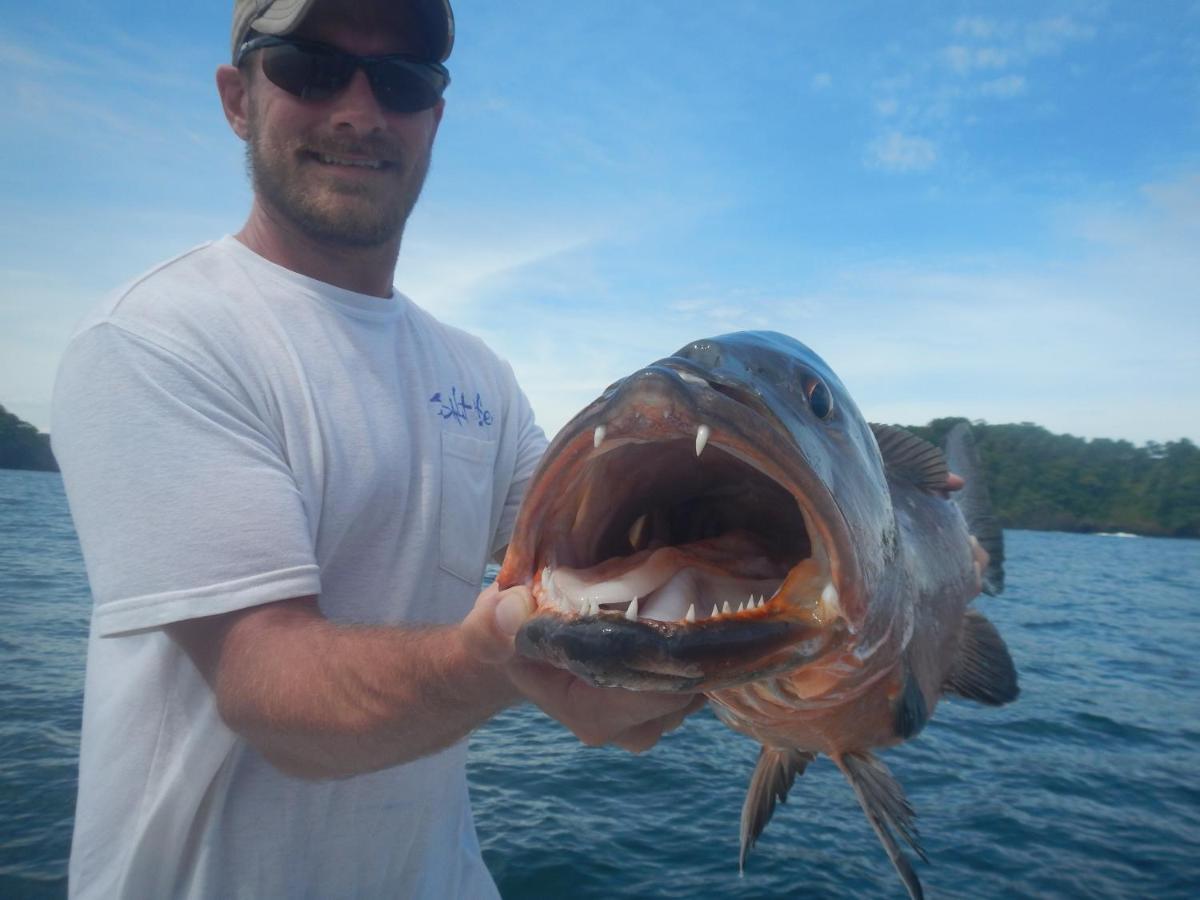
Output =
[{"x1": 1, "y1": 468, "x2": 1198, "y2": 898}]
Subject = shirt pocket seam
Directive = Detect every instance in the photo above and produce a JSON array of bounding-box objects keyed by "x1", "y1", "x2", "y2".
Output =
[{"x1": 438, "y1": 430, "x2": 498, "y2": 585}]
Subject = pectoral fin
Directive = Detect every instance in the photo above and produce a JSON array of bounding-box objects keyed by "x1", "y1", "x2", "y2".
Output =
[
  {"x1": 738, "y1": 746, "x2": 815, "y2": 872},
  {"x1": 943, "y1": 608, "x2": 1019, "y2": 705},
  {"x1": 834, "y1": 751, "x2": 927, "y2": 900}
]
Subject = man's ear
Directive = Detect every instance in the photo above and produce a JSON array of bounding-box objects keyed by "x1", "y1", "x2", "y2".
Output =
[{"x1": 216, "y1": 64, "x2": 251, "y2": 141}]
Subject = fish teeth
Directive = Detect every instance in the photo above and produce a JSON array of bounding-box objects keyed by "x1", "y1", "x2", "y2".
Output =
[
  {"x1": 628, "y1": 513, "x2": 648, "y2": 550},
  {"x1": 685, "y1": 603, "x2": 696, "y2": 623},
  {"x1": 821, "y1": 582, "x2": 841, "y2": 619},
  {"x1": 695, "y1": 424, "x2": 711, "y2": 457},
  {"x1": 711, "y1": 604, "x2": 719, "y2": 619},
  {"x1": 722, "y1": 600, "x2": 732, "y2": 615},
  {"x1": 626, "y1": 597, "x2": 639, "y2": 621},
  {"x1": 737, "y1": 601, "x2": 745, "y2": 613},
  {"x1": 594, "y1": 425, "x2": 606, "y2": 448}
]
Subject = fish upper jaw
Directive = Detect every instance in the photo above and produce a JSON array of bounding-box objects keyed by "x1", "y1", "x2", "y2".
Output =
[{"x1": 499, "y1": 363, "x2": 864, "y2": 690}]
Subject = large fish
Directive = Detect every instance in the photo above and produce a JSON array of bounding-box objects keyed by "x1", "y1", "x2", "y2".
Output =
[{"x1": 497, "y1": 331, "x2": 1017, "y2": 899}]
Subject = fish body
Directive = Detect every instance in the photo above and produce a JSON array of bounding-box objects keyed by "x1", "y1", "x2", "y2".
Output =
[{"x1": 498, "y1": 331, "x2": 1017, "y2": 898}]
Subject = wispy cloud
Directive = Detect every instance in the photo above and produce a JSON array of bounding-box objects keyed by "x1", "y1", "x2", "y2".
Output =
[
  {"x1": 433, "y1": 171, "x2": 1200, "y2": 443},
  {"x1": 867, "y1": 131, "x2": 938, "y2": 172},
  {"x1": 979, "y1": 75, "x2": 1028, "y2": 98}
]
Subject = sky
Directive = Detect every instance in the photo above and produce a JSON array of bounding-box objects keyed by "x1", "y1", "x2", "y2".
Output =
[{"x1": 1, "y1": 1, "x2": 1198, "y2": 444}]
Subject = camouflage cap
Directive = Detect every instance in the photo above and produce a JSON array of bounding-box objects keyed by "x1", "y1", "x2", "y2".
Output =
[{"x1": 230, "y1": 0, "x2": 455, "y2": 63}]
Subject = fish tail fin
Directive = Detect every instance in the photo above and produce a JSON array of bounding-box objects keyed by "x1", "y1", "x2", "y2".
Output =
[
  {"x1": 942, "y1": 421, "x2": 1005, "y2": 595},
  {"x1": 943, "y1": 608, "x2": 1019, "y2": 705},
  {"x1": 738, "y1": 746, "x2": 815, "y2": 873},
  {"x1": 834, "y1": 751, "x2": 927, "y2": 900}
]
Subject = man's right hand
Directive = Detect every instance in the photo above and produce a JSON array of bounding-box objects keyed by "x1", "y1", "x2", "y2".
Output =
[{"x1": 460, "y1": 583, "x2": 706, "y2": 753}]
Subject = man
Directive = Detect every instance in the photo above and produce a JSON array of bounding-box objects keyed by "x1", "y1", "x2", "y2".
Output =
[{"x1": 52, "y1": 1, "x2": 701, "y2": 896}]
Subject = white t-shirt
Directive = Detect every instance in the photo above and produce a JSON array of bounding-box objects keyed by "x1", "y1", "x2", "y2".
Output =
[{"x1": 52, "y1": 236, "x2": 547, "y2": 899}]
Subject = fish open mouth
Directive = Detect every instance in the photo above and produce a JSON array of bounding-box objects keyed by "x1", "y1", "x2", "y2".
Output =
[{"x1": 502, "y1": 366, "x2": 848, "y2": 690}]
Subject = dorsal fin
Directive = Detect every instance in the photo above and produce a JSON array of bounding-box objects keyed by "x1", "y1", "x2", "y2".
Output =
[
  {"x1": 870, "y1": 424, "x2": 950, "y2": 492},
  {"x1": 942, "y1": 422, "x2": 1005, "y2": 594},
  {"x1": 834, "y1": 751, "x2": 927, "y2": 900},
  {"x1": 738, "y1": 746, "x2": 815, "y2": 872},
  {"x1": 943, "y1": 608, "x2": 1019, "y2": 705}
]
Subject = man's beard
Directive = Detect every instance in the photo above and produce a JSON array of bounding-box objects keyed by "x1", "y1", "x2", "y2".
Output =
[{"x1": 245, "y1": 110, "x2": 431, "y2": 249}]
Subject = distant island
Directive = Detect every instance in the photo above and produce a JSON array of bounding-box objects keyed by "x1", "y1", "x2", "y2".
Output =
[
  {"x1": 2, "y1": 402, "x2": 1196, "y2": 537},
  {"x1": 906, "y1": 418, "x2": 1199, "y2": 539},
  {"x1": 0, "y1": 404, "x2": 57, "y2": 472}
]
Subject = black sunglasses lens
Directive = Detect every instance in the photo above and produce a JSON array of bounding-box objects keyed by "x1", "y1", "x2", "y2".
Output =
[
  {"x1": 260, "y1": 44, "x2": 354, "y2": 101},
  {"x1": 365, "y1": 60, "x2": 446, "y2": 113}
]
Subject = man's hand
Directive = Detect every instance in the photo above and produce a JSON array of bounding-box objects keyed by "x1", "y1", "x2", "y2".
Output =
[
  {"x1": 507, "y1": 658, "x2": 706, "y2": 753},
  {"x1": 463, "y1": 582, "x2": 706, "y2": 753}
]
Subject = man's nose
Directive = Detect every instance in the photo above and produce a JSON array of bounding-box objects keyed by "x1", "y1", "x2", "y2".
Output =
[{"x1": 331, "y1": 68, "x2": 387, "y2": 133}]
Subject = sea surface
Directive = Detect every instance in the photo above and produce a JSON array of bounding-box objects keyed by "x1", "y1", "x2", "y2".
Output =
[{"x1": 1, "y1": 468, "x2": 1198, "y2": 898}]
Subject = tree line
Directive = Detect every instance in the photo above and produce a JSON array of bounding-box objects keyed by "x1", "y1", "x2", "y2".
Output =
[
  {"x1": 908, "y1": 418, "x2": 1200, "y2": 538},
  {"x1": 0, "y1": 404, "x2": 58, "y2": 472},
  {"x1": 2, "y1": 402, "x2": 1197, "y2": 536}
]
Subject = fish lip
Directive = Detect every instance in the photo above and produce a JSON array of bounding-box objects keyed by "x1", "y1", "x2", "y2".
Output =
[{"x1": 516, "y1": 610, "x2": 844, "y2": 692}]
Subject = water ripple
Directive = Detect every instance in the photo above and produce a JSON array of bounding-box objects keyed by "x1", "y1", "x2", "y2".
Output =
[{"x1": 2, "y1": 474, "x2": 1198, "y2": 898}]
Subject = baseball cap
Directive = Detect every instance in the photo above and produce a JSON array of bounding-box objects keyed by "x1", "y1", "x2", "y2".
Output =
[{"x1": 231, "y1": 0, "x2": 455, "y2": 63}]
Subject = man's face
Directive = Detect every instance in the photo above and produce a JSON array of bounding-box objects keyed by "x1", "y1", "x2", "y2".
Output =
[{"x1": 242, "y1": 17, "x2": 443, "y2": 249}]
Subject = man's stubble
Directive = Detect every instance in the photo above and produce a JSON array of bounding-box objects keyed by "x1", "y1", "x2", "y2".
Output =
[{"x1": 244, "y1": 97, "x2": 431, "y2": 249}]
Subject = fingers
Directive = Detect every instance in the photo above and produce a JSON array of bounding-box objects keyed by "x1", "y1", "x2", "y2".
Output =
[
  {"x1": 606, "y1": 695, "x2": 708, "y2": 753},
  {"x1": 508, "y1": 657, "x2": 705, "y2": 753},
  {"x1": 460, "y1": 583, "x2": 534, "y2": 664}
]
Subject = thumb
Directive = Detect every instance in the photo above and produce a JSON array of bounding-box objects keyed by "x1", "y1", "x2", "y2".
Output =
[{"x1": 461, "y1": 583, "x2": 534, "y2": 664}]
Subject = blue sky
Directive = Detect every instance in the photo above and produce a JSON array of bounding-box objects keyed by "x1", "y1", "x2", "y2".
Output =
[{"x1": 1, "y1": 1, "x2": 1198, "y2": 443}]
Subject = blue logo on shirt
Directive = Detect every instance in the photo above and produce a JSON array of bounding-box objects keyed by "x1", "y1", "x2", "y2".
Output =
[{"x1": 430, "y1": 387, "x2": 494, "y2": 427}]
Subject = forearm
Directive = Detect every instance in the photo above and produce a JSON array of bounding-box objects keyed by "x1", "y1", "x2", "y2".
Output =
[{"x1": 171, "y1": 597, "x2": 522, "y2": 779}]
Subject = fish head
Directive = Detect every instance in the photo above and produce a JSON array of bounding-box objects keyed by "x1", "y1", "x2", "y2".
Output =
[{"x1": 498, "y1": 331, "x2": 896, "y2": 691}]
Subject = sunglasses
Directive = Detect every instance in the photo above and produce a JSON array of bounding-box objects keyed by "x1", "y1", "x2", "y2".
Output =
[{"x1": 236, "y1": 35, "x2": 450, "y2": 114}]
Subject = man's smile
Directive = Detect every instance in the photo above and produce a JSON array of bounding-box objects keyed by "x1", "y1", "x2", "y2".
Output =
[{"x1": 305, "y1": 150, "x2": 393, "y2": 171}]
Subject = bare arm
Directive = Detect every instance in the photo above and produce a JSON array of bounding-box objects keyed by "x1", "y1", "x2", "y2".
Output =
[
  {"x1": 170, "y1": 584, "x2": 704, "y2": 779},
  {"x1": 168, "y1": 584, "x2": 526, "y2": 779}
]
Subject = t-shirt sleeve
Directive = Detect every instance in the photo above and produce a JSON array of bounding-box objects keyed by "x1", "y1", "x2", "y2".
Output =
[{"x1": 52, "y1": 322, "x2": 321, "y2": 637}]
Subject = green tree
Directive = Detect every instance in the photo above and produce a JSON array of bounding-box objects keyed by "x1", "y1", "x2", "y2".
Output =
[{"x1": 0, "y1": 404, "x2": 58, "y2": 472}]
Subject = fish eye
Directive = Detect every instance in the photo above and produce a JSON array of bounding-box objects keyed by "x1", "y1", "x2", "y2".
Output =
[{"x1": 806, "y1": 378, "x2": 834, "y2": 420}]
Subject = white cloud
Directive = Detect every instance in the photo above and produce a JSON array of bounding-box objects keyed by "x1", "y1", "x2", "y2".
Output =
[
  {"x1": 429, "y1": 173, "x2": 1200, "y2": 444},
  {"x1": 944, "y1": 44, "x2": 1010, "y2": 74},
  {"x1": 954, "y1": 17, "x2": 1000, "y2": 40},
  {"x1": 1024, "y1": 16, "x2": 1097, "y2": 55},
  {"x1": 867, "y1": 131, "x2": 938, "y2": 172},
  {"x1": 979, "y1": 74, "x2": 1028, "y2": 98},
  {"x1": 811, "y1": 72, "x2": 833, "y2": 92}
]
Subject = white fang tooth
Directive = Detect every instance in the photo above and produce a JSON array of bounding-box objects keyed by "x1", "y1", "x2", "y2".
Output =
[
  {"x1": 686, "y1": 603, "x2": 696, "y2": 623},
  {"x1": 628, "y1": 513, "x2": 648, "y2": 550},
  {"x1": 821, "y1": 582, "x2": 840, "y2": 617},
  {"x1": 722, "y1": 601, "x2": 732, "y2": 615},
  {"x1": 737, "y1": 601, "x2": 745, "y2": 613},
  {"x1": 695, "y1": 424, "x2": 711, "y2": 457},
  {"x1": 594, "y1": 425, "x2": 606, "y2": 448},
  {"x1": 626, "y1": 597, "x2": 639, "y2": 621},
  {"x1": 711, "y1": 604, "x2": 719, "y2": 619}
]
